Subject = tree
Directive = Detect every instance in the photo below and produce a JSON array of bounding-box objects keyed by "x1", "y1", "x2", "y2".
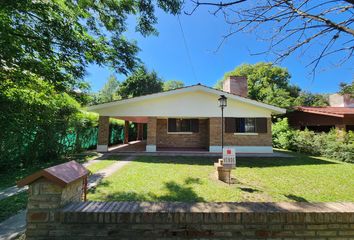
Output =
[
  {"x1": 215, "y1": 62, "x2": 300, "y2": 108},
  {"x1": 118, "y1": 66, "x2": 163, "y2": 98},
  {"x1": 184, "y1": 0, "x2": 354, "y2": 72},
  {"x1": 163, "y1": 80, "x2": 185, "y2": 91},
  {"x1": 0, "y1": 0, "x2": 182, "y2": 92},
  {"x1": 98, "y1": 75, "x2": 120, "y2": 103},
  {"x1": 293, "y1": 92, "x2": 329, "y2": 107},
  {"x1": 339, "y1": 81, "x2": 354, "y2": 97}
]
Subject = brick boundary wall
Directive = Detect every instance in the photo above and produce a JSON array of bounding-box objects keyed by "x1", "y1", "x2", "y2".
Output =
[
  {"x1": 24, "y1": 175, "x2": 354, "y2": 239},
  {"x1": 29, "y1": 201, "x2": 354, "y2": 239}
]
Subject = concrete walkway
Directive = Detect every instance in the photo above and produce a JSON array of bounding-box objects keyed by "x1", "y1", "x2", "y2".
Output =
[{"x1": 0, "y1": 156, "x2": 134, "y2": 240}]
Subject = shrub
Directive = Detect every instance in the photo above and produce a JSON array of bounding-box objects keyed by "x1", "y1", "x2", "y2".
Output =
[{"x1": 272, "y1": 118, "x2": 354, "y2": 163}]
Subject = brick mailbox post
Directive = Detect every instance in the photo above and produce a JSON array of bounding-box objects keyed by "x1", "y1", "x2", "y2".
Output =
[{"x1": 17, "y1": 160, "x2": 89, "y2": 240}]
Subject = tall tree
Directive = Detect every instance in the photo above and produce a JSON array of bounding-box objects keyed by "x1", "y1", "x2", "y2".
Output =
[
  {"x1": 215, "y1": 62, "x2": 300, "y2": 108},
  {"x1": 163, "y1": 80, "x2": 185, "y2": 91},
  {"x1": 183, "y1": 0, "x2": 354, "y2": 72},
  {"x1": 293, "y1": 92, "x2": 329, "y2": 107},
  {"x1": 118, "y1": 66, "x2": 163, "y2": 98},
  {"x1": 98, "y1": 75, "x2": 120, "y2": 103},
  {"x1": 0, "y1": 0, "x2": 182, "y2": 92}
]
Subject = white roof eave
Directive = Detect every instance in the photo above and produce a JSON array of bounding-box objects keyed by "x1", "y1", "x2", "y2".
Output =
[{"x1": 87, "y1": 85, "x2": 286, "y2": 114}]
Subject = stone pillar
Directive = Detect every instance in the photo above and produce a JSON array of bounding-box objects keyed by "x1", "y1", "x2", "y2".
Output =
[
  {"x1": 97, "y1": 116, "x2": 109, "y2": 152},
  {"x1": 26, "y1": 178, "x2": 84, "y2": 239},
  {"x1": 136, "y1": 123, "x2": 143, "y2": 140},
  {"x1": 209, "y1": 117, "x2": 222, "y2": 152},
  {"x1": 124, "y1": 120, "x2": 129, "y2": 144},
  {"x1": 146, "y1": 117, "x2": 157, "y2": 152}
]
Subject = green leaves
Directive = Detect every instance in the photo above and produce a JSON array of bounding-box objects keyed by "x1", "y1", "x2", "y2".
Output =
[
  {"x1": 117, "y1": 65, "x2": 163, "y2": 99},
  {"x1": 217, "y1": 62, "x2": 299, "y2": 108},
  {"x1": 0, "y1": 0, "x2": 182, "y2": 91}
]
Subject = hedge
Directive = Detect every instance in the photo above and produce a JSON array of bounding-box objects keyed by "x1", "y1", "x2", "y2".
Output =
[{"x1": 272, "y1": 118, "x2": 354, "y2": 163}]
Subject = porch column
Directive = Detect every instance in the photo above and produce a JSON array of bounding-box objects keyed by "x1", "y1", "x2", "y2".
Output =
[
  {"x1": 124, "y1": 120, "x2": 129, "y2": 144},
  {"x1": 146, "y1": 117, "x2": 157, "y2": 152},
  {"x1": 209, "y1": 117, "x2": 222, "y2": 152},
  {"x1": 136, "y1": 123, "x2": 143, "y2": 140},
  {"x1": 97, "y1": 116, "x2": 109, "y2": 152}
]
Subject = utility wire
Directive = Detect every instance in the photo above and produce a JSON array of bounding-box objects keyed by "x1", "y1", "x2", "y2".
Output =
[{"x1": 177, "y1": 15, "x2": 198, "y2": 83}]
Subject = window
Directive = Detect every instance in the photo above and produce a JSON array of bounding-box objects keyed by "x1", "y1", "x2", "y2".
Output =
[
  {"x1": 168, "y1": 118, "x2": 199, "y2": 133},
  {"x1": 225, "y1": 118, "x2": 267, "y2": 133}
]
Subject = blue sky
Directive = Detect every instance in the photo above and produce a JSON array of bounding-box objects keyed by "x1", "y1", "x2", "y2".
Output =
[{"x1": 85, "y1": 7, "x2": 353, "y2": 94}]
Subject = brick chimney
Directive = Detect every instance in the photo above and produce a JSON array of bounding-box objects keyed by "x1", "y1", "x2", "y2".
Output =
[
  {"x1": 223, "y1": 76, "x2": 248, "y2": 97},
  {"x1": 329, "y1": 93, "x2": 354, "y2": 107}
]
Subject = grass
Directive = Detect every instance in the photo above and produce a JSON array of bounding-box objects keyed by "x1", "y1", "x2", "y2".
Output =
[
  {"x1": 86, "y1": 160, "x2": 117, "y2": 173},
  {"x1": 88, "y1": 153, "x2": 354, "y2": 202}
]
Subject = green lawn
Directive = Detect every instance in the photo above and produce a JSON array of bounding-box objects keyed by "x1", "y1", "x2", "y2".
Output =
[
  {"x1": 86, "y1": 160, "x2": 117, "y2": 173},
  {"x1": 88, "y1": 153, "x2": 354, "y2": 202}
]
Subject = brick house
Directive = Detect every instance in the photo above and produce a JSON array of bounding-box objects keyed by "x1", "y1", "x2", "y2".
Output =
[
  {"x1": 88, "y1": 76, "x2": 285, "y2": 153},
  {"x1": 287, "y1": 94, "x2": 354, "y2": 132}
]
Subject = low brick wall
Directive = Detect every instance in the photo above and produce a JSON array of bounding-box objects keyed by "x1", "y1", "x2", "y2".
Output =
[{"x1": 29, "y1": 201, "x2": 354, "y2": 239}]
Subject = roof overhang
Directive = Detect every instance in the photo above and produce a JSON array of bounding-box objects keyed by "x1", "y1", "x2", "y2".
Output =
[{"x1": 88, "y1": 85, "x2": 286, "y2": 115}]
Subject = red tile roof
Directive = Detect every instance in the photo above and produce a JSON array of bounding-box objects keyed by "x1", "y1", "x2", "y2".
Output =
[
  {"x1": 17, "y1": 161, "x2": 89, "y2": 187},
  {"x1": 296, "y1": 106, "x2": 354, "y2": 117}
]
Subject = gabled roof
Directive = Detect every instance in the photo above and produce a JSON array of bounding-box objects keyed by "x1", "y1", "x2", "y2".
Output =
[
  {"x1": 17, "y1": 161, "x2": 89, "y2": 187},
  {"x1": 295, "y1": 106, "x2": 354, "y2": 118},
  {"x1": 88, "y1": 84, "x2": 286, "y2": 114}
]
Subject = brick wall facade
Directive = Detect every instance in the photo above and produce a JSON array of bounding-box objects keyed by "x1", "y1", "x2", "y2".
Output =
[
  {"x1": 98, "y1": 116, "x2": 109, "y2": 146},
  {"x1": 147, "y1": 117, "x2": 157, "y2": 145},
  {"x1": 209, "y1": 117, "x2": 272, "y2": 147},
  {"x1": 156, "y1": 119, "x2": 209, "y2": 149}
]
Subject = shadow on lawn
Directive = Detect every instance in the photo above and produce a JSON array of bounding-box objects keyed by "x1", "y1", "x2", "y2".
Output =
[
  {"x1": 91, "y1": 177, "x2": 205, "y2": 202},
  {"x1": 112, "y1": 155, "x2": 337, "y2": 168}
]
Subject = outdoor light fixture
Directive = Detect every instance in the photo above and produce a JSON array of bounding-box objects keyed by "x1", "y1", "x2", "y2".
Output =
[
  {"x1": 218, "y1": 95, "x2": 227, "y2": 108},
  {"x1": 218, "y1": 95, "x2": 227, "y2": 152}
]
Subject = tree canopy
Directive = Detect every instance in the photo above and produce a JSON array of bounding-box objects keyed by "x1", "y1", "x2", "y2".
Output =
[
  {"x1": 97, "y1": 75, "x2": 120, "y2": 103},
  {"x1": 117, "y1": 66, "x2": 163, "y2": 98},
  {"x1": 0, "y1": 0, "x2": 182, "y2": 92},
  {"x1": 215, "y1": 63, "x2": 300, "y2": 108},
  {"x1": 0, "y1": 0, "x2": 181, "y2": 169},
  {"x1": 293, "y1": 92, "x2": 329, "y2": 107},
  {"x1": 163, "y1": 80, "x2": 185, "y2": 91}
]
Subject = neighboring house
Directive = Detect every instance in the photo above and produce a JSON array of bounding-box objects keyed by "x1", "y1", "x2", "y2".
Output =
[
  {"x1": 287, "y1": 94, "x2": 354, "y2": 132},
  {"x1": 87, "y1": 76, "x2": 285, "y2": 153}
]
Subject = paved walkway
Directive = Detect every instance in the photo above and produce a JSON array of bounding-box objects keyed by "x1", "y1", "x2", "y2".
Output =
[{"x1": 0, "y1": 156, "x2": 135, "y2": 240}]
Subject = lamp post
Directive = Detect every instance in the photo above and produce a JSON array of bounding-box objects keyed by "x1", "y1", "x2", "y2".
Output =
[{"x1": 218, "y1": 95, "x2": 227, "y2": 152}]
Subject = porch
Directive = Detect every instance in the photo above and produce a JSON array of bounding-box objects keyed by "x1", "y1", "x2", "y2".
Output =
[{"x1": 106, "y1": 140, "x2": 291, "y2": 157}]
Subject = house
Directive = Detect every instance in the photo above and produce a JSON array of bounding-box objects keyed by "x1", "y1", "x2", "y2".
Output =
[
  {"x1": 286, "y1": 94, "x2": 354, "y2": 132},
  {"x1": 87, "y1": 76, "x2": 286, "y2": 153}
]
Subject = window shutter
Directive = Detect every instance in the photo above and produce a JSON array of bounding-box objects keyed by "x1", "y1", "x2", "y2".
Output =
[
  {"x1": 236, "y1": 118, "x2": 245, "y2": 133},
  {"x1": 191, "y1": 119, "x2": 199, "y2": 132},
  {"x1": 225, "y1": 118, "x2": 236, "y2": 133},
  {"x1": 256, "y1": 118, "x2": 267, "y2": 133},
  {"x1": 168, "y1": 118, "x2": 177, "y2": 132}
]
